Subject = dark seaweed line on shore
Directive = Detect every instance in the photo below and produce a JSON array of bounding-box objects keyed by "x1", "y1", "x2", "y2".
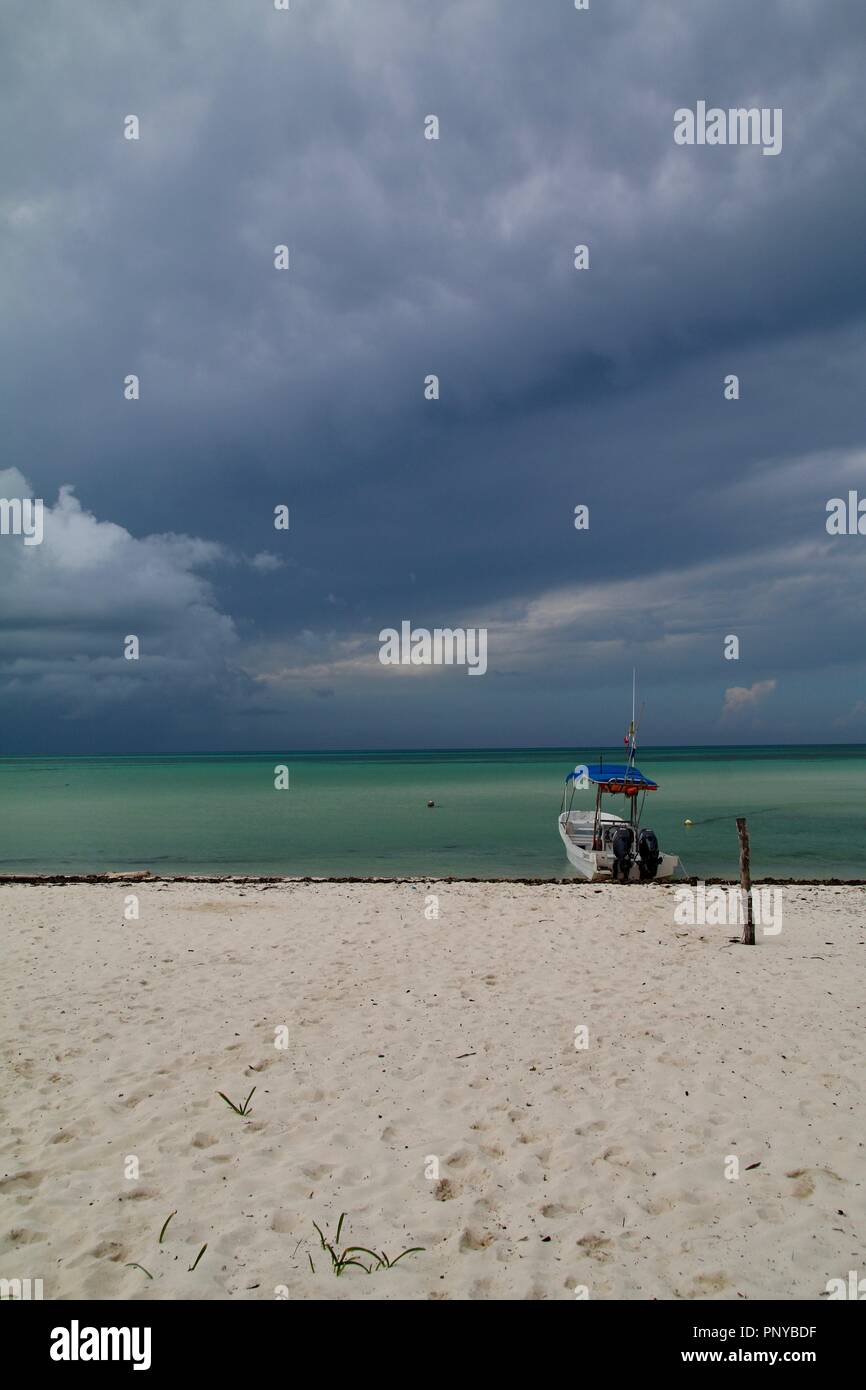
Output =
[{"x1": 1, "y1": 874, "x2": 865, "y2": 888}]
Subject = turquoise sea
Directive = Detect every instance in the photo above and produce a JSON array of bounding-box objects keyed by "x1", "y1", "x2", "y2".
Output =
[{"x1": 1, "y1": 746, "x2": 865, "y2": 879}]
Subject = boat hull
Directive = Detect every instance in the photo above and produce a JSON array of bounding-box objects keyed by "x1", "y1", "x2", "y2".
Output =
[{"x1": 558, "y1": 813, "x2": 682, "y2": 882}]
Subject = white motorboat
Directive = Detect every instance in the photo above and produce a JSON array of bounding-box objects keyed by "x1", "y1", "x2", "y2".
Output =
[{"x1": 557, "y1": 687, "x2": 684, "y2": 882}]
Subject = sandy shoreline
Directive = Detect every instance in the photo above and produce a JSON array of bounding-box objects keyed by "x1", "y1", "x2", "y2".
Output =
[
  {"x1": 1, "y1": 880, "x2": 863, "y2": 1300},
  {"x1": 4, "y1": 874, "x2": 866, "y2": 885}
]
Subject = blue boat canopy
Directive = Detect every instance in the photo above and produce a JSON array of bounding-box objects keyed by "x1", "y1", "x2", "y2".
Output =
[{"x1": 567, "y1": 763, "x2": 658, "y2": 792}]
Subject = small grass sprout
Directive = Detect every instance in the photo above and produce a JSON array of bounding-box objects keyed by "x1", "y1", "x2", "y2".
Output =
[
  {"x1": 217, "y1": 1086, "x2": 256, "y2": 1116},
  {"x1": 311, "y1": 1214, "x2": 424, "y2": 1276},
  {"x1": 158, "y1": 1211, "x2": 176, "y2": 1244}
]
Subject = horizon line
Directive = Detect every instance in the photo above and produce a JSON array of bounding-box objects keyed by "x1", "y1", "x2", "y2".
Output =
[{"x1": 3, "y1": 741, "x2": 866, "y2": 759}]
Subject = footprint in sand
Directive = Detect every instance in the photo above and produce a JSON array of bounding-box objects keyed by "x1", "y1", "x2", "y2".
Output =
[
  {"x1": 788, "y1": 1171, "x2": 816, "y2": 1199},
  {"x1": 88, "y1": 1240, "x2": 126, "y2": 1263},
  {"x1": 444, "y1": 1148, "x2": 473, "y2": 1169},
  {"x1": 246, "y1": 1058, "x2": 276, "y2": 1074},
  {"x1": 577, "y1": 1234, "x2": 612, "y2": 1260},
  {"x1": 459, "y1": 1227, "x2": 494, "y2": 1252},
  {"x1": 692, "y1": 1271, "x2": 730, "y2": 1294},
  {"x1": 0, "y1": 1170, "x2": 43, "y2": 1193},
  {"x1": 191, "y1": 1132, "x2": 219, "y2": 1149},
  {"x1": 7, "y1": 1228, "x2": 48, "y2": 1246},
  {"x1": 300, "y1": 1162, "x2": 331, "y2": 1180},
  {"x1": 786, "y1": 1167, "x2": 843, "y2": 1199},
  {"x1": 480, "y1": 1142, "x2": 505, "y2": 1160},
  {"x1": 594, "y1": 1145, "x2": 633, "y2": 1169}
]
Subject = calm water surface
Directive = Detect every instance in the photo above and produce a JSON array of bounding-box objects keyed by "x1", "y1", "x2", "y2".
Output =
[{"x1": 1, "y1": 746, "x2": 864, "y2": 879}]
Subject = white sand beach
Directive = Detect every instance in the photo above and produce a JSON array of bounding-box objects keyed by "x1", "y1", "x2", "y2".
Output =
[{"x1": 1, "y1": 880, "x2": 863, "y2": 1301}]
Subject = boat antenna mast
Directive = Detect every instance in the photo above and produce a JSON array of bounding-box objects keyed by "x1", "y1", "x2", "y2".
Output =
[
  {"x1": 627, "y1": 670, "x2": 646, "y2": 765},
  {"x1": 628, "y1": 669, "x2": 648, "y2": 830},
  {"x1": 627, "y1": 668, "x2": 636, "y2": 772}
]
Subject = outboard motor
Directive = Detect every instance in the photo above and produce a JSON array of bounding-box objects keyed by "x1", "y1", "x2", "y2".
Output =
[
  {"x1": 637, "y1": 827, "x2": 660, "y2": 881},
  {"x1": 611, "y1": 825, "x2": 635, "y2": 882}
]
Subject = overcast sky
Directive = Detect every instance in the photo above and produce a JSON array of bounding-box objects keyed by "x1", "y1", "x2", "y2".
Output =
[{"x1": 2, "y1": 0, "x2": 866, "y2": 753}]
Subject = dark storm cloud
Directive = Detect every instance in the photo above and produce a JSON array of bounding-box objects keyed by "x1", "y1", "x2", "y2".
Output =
[{"x1": 2, "y1": 0, "x2": 866, "y2": 750}]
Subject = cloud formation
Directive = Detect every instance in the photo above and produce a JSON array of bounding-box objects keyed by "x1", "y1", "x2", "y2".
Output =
[
  {"x1": 722, "y1": 680, "x2": 778, "y2": 723},
  {"x1": 2, "y1": 1, "x2": 866, "y2": 750},
  {"x1": 0, "y1": 468, "x2": 243, "y2": 733}
]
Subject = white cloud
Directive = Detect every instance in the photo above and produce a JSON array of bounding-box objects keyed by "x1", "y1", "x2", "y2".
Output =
[
  {"x1": 0, "y1": 468, "x2": 239, "y2": 713},
  {"x1": 248, "y1": 550, "x2": 284, "y2": 573},
  {"x1": 721, "y1": 679, "x2": 777, "y2": 721}
]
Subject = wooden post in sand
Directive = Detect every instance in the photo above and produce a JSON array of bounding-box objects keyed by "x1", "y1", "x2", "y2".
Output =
[{"x1": 736, "y1": 817, "x2": 755, "y2": 945}]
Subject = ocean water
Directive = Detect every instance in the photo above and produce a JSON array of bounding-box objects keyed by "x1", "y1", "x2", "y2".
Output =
[{"x1": 1, "y1": 746, "x2": 865, "y2": 879}]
